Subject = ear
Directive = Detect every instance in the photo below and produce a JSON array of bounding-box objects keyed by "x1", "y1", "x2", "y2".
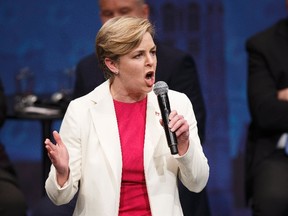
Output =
[
  {"x1": 142, "y1": 4, "x2": 150, "y2": 19},
  {"x1": 104, "y1": 58, "x2": 119, "y2": 74}
]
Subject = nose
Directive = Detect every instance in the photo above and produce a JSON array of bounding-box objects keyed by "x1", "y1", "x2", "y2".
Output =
[{"x1": 145, "y1": 53, "x2": 155, "y2": 67}]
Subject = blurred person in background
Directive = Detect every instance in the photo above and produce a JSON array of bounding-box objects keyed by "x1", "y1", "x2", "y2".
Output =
[
  {"x1": 0, "y1": 78, "x2": 27, "y2": 216},
  {"x1": 245, "y1": 1, "x2": 288, "y2": 215}
]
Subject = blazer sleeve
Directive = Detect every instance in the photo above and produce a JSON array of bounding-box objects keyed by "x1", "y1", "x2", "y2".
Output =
[
  {"x1": 45, "y1": 100, "x2": 82, "y2": 205},
  {"x1": 172, "y1": 92, "x2": 209, "y2": 192}
]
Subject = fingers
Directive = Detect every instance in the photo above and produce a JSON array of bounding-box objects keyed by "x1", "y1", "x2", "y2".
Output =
[
  {"x1": 52, "y1": 131, "x2": 63, "y2": 146},
  {"x1": 158, "y1": 110, "x2": 189, "y2": 137},
  {"x1": 44, "y1": 138, "x2": 55, "y2": 154},
  {"x1": 159, "y1": 119, "x2": 163, "y2": 126},
  {"x1": 168, "y1": 110, "x2": 189, "y2": 136},
  {"x1": 44, "y1": 138, "x2": 54, "y2": 148},
  {"x1": 44, "y1": 137, "x2": 59, "y2": 165},
  {"x1": 44, "y1": 131, "x2": 60, "y2": 154},
  {"x1": 168, "y1": 111, "x2": 183, "y2": 130}
]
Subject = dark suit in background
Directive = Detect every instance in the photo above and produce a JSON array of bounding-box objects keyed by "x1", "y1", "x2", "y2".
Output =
[
  {"x1": 0, "y1": 79, "x2": 27, "y2": 216},
  {"x1": 74, "y1": 41, "x2": 210, "y2": 216},
  {"x1": 245, "y1": 17, "x2": 288, "y2": 216}
]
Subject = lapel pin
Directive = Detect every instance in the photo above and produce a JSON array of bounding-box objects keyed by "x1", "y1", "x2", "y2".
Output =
[{"x1": 155, "y1": 111, "x2": 160, "y2": 116}]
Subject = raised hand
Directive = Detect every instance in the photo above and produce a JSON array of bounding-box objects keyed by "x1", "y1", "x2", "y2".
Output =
[{"x1": 44, "y1": 130, "x2": 69, "y2": 187}]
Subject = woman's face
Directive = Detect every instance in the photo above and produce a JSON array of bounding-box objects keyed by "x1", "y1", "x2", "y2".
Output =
[{"x1": 112, "y1": 32, "x2": 157, "y2": 98}]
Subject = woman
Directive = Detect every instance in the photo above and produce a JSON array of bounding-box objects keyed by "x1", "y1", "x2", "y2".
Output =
[{"x1": 44, "y1": 16, "x2": 209, "y2": 216}]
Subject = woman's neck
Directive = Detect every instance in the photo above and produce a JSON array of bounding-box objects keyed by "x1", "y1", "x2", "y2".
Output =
[{"x1": 110, "y1": 82, "x2": 147, "y2": 103}]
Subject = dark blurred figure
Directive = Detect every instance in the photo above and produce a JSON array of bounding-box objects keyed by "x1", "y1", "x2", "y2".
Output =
[
  {"x1": 0, "y1": 79, "x2": 27, "y2": 216},
  {"x1": 245, "y1": 1, "x2": 288, "y2": 215}
]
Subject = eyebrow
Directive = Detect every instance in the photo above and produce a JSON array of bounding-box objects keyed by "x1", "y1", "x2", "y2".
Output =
[
  {"x1": 136, "y1": 45, "x2": 156, "y2": 51},
  {"x1": 135, "y1": 45, "x2": 157, "y2": 52}
]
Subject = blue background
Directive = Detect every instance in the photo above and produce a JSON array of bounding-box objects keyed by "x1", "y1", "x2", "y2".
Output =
[{"x1": 0, "y1": 0, "x2": 287, "y2": 215}]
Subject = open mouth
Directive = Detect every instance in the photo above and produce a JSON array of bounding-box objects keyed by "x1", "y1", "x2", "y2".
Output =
[
  {"x1": 144, "y1": 71, "x2": 155, "y2": 87},
  {"x1": 145, "y1": 71, "x2": 154, "y2": 80}
]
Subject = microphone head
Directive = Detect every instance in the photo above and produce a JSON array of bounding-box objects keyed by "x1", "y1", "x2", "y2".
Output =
[{"x1": 153, "y1": 81, "x2": 169, "y2": 96}]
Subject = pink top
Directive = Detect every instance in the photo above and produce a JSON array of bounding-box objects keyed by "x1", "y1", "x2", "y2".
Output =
[{"x1": 114, "y1": 97, "x2": 152, "y2": 216}]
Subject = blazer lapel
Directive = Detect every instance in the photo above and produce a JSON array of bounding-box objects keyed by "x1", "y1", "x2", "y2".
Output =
[
  {"x1": 88, "y1": 81, "x2": 122, "y2": 186},
  {"x1": 86, "y1": 84, "x2": 170, "y2": 185}
]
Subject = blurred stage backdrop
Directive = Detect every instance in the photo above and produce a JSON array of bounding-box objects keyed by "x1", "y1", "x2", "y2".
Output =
[{"x1": 0, "y1": 0, "x2": 286, "y2": 215}]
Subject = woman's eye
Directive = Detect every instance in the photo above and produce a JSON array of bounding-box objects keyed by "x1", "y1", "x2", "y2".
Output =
[{"x1": 134, "y1": 54, "x2": 142, "y2": 58}]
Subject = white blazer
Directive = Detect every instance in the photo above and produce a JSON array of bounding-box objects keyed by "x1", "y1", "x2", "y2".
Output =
[{"x1": 45, "y1": 80, "x2": 209, "y2": 216}]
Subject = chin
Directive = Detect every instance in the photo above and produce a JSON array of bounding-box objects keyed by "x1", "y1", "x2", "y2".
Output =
[{"x1": 146, "y1": 86, "x2": 153, "y2": 93}]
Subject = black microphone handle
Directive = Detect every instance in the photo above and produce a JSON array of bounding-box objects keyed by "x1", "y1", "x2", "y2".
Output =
[{"x1": 157, "y1": 94, "x2": 178, "y2": 155}]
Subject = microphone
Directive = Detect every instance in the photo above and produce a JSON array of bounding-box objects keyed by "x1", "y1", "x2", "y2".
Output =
[{"x1": 153, "y1": 81, "x2": 178, "y2": 155}]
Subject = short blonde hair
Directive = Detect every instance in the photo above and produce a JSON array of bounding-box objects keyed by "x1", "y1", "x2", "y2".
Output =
[{"x1": 95, "y1": 16, "x2": 155, "y2": 80}]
